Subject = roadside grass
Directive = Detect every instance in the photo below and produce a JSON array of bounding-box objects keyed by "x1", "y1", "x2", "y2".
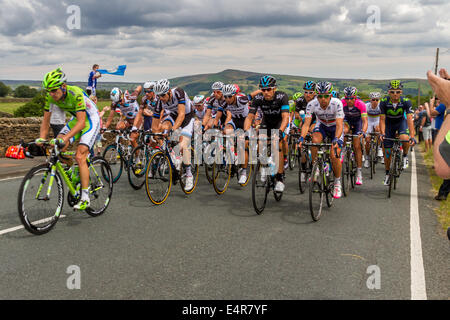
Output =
[{"x1": 418, "y1": 142, "x2": 450, "y2": 231}]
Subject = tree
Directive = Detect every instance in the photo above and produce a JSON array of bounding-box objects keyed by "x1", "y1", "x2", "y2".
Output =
[
  {"x1": 13, "y1": 92, "x2": 46, "y2": 117},
  {"x1": 0, "y1": 81, "x2": 11, "y2": 97},
  {"x1": 14, "y1": 85, "x2": 38, "y2": 98}
]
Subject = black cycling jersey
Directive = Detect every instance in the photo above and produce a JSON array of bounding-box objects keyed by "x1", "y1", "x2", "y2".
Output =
[{"x1": 250, "y1": 91, "x2": 289, "y2": 126}]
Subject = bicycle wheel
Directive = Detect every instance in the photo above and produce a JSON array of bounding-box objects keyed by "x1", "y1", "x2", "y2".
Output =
[
  {"x1": 128, "y1": 145, "x2": 150, "y2": 190},
  {"x1": 85, "y1": 157, "x2": 114, "y2": 217},
  {"x1": 288, "y1": 137, "x2": 296, "y2": 170},
  {"x1": 18, "y1": 164, "x2": 64, "y2": 235},
  {"x1": 145, "y1": 151, "x2": 172, "y2": 205},
  {"x1": 394, "y1": 153, "x2": 400, "y2": 190},
  {"x1": 212, "y1": 150, "x2": 232, "y2": 195},
  {"x1": 325, "y1": 167, "x2": 334, "y2": 208},
  {"x1": 309, "y1": 161, "x2": 324, "y2": 221},
  {"x1": 350, "y1": 153, "x2": 356, "y2": 189},
  {"x1": 252, "y1": 162, "x2": 269, "y2": 215},
  {"x1": 388, "y1": 151, "x2": 396, "y2": 198},
  {"x1": 342, "y1": 150, "x2": 350, "y2": 197},
  {"x1": 180, "y1": 146, "x2": 200, "y2": 195},
  {"x1": 298, "y1": 150, "x2": 309, "y2": 194},
  {"x1": 102, "y1": 144, "x2": 124, "y2": 184},
  {"x1": 205, "y1": 163, "x2": 213, "y2": 184}
]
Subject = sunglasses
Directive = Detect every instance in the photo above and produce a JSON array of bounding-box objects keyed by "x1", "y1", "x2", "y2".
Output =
[
  {"x1": 317, "y1": 94, "x2": 330, "y2": 99},
  {"x1": 304, "y1": 91, "x2": 315, "y2": 95},
  {"x1": 345, "y1": 97, "x2": 355, "y2": 100},
  {"x1": 224, "y1": 95, "x2": 234, "y2": 99},
  {"x1": 144, "y1": 89, "x2": 154, "y2": 94},
  {"x1": 47, "y1": 88, "x2": 60, "y2": 93},
  {"x1": 158, "y1": 93, "x2": 168, "y2": 98},
  {"x1": 389, "y1": 91, "x2": 401, "y2": 94},
  {"x1": 371, "y1": 99, "x2": 380, "y2": 102},
  {"x1": 261, "y1": 88, "x2": 273, "y2": 92}
]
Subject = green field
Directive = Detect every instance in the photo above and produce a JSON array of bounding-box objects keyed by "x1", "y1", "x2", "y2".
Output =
[{"x1": 0, "y1": 100, "x2": 111, "y2": 116}]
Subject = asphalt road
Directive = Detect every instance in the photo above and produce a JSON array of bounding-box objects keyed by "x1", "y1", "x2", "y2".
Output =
[{"x1": 0, "y1": 151, "x2": 448, "y2": 300}]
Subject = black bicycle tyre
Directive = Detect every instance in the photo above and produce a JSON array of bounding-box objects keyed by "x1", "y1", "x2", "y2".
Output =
[
  {"x1": 102, "y1": 144, "x2": 124, "y2": 184},
  {"x1": 85, "y1": 157, "x2": 114, "y2": 217},
  {"x1": 18, "y1": 164, "x2": 63, "y2": 235}
]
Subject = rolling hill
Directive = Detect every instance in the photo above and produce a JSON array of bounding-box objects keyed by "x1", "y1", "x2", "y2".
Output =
[{"x1": 1, "y1": 69, "x2": 433, "y2": 98}]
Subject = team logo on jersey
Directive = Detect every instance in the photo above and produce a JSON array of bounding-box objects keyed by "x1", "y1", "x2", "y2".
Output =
[{"x1": 387, "y1": 108, "x2": 404, "y2": 116}]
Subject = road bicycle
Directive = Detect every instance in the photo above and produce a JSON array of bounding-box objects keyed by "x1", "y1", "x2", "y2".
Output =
[
  {"x1": 384, "y1": 138, "x2": 409, "y2": 198},
  {"x1": 128, "y1": 130, "x2": 160, "y2": 190},
  {"x1": 342, "y1": 134, "x2": 360, "y2": 196},
  {"x1": 288, "y1": 126, "x2": 301, "y2": 170},
  {"x1": 212, "y1": 134, "x2": 253, "y2": 195},
  {"x1": 295, "y1": 133, "x2": 313, "y2": 194},
  {"x1": 102, "y1": 129, "x2": 134, "y2": 184},
  {"x1": 367, "y1": 132, "x2": 382, "y2": 180},
  {"x1": 304, "y1": 141, "x2": 336, "y2": 221},
  {"x1": 252, "y1": 136, "x2": 284, "y2": 215},
  {"x1": 145, "y1": 133, "x2": 200, "y2": 205},
  {"x1": 18, "y1": 140, "x2": 113, "y2": 235}
]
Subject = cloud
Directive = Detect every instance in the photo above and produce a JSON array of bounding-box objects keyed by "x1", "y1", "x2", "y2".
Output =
[{"x1": 0, "y1": 0, "x2": 449, "y2": 81}]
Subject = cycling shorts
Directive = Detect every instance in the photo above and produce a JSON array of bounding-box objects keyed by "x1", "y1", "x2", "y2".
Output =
[
  {"x1": 59, "y1": 113, "x2": 100, "y2": 150},
  {"x1": 384, "y1": 120, "x2": 408, "y2": 148}
]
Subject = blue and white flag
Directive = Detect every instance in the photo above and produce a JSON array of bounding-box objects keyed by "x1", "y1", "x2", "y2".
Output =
[{"x1": 97, "y1": 65, "x2": 127, "y2": 76}]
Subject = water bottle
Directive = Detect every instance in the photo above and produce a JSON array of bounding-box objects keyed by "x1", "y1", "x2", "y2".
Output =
[
  {"x1": 268, "y1": 157, "x2": 276, "y2": 177},
  {"x1": 324, "y1": 162, "x2": 330, "y2": 177}
]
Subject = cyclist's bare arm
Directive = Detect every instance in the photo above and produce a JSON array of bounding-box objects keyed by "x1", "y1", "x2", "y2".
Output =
[
  {"x1": 300, "y1": 117, "x2": 312, "y2": 139},
  {"x1": 244, "y1": 113, "x2": 255, "y2": 131},
  {"x1": 103, "y1": 103, "x2": 116, "y2": 129},
  {"x1": 39, "y1": 111, "x2": 51, "y2": 140},
  {"x1": 173, "y1": 104, "x2": 186, "y2": 131},
  {"x1": 280, "y1": 112, "x2": 290, "y2": 133},
  {"x1": 202, "y1": 109, "x2": 212, "y2": 128},
  {"x1": 335, "y1": 118, "x2": 344, "y2": 140}
]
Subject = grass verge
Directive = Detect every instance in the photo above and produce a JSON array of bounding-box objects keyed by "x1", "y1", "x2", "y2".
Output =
[{"x1": 418, "y1": 142, "x2": 450, "y2": 232}]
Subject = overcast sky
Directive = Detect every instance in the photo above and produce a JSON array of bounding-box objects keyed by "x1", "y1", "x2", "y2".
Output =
[{"x1": 1, "y1": 0, "x2": 450, "y2": 83}]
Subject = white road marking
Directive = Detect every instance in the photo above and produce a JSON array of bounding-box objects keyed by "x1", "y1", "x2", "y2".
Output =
[
  {"x1": 0, "y1": 215, "x2": 66, "y2": 236},
  {"x1": 0, "y1": 176, "x2": 24, "y2": 182},
  {"x1": 410, "y1": 150, "x2": 427, "y2": 300}
]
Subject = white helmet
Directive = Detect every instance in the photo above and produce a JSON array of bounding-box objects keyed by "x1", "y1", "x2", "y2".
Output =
[
  {"x1": 193, "y1": 95, "x2": 205, "y2": 105},
  {"x1": 154, "y1": 79, "x2": 170, "y2": 95},
  {"x1": 211, "y1": 81, "x2": 224, "y2": 91},
  {"x1": 110, "y1": 87, "x2": 122, "y2": 103},
  {"x1": 222, "y1": 84, "x2": 237, "y2": 97},
  {"x1": 143, "y1": 81, "x2": 156, "y2": 92},
  {"x1": 299, "y1": 110, "x2": 305, "y2": 116},
  {"x1": 369, "y1": 92, "x2": 381, "y2": 99}
]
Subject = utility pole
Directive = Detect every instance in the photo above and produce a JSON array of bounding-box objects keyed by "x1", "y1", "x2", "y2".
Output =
[{"x1": 435, "y1": 48, "x2": 440, "y2": 75}]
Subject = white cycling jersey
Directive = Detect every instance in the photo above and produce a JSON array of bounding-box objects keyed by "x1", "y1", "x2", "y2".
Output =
[{"x1": 305, "y1": 97, "x2": 344, "y2": 127}]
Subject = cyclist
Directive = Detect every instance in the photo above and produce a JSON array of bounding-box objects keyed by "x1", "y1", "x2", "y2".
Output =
[
  {"x1": 135, "y1": 81, "x2": 158, "y2": 132},
  {"x1": 103, "y1": 86, "x2": 142, "y2": 152},
  {"x1": 245, "y1": 75, "x2": 290, "y2": 192},
  {"x1": 217, "y1": 84, "x2": 251, "y2": 184},
  {"x1": 380, "y1": 80, "x2": 416, "y2": 185},
  {"x1": 331, "y1": 90, "x2": 340, "y2": 99},
  {"x1": 153, "y1": 79, "x2": 196, "y2": 190},
  {"x1": 298, "y1": 81, "x2": 345, "y2": 199},
  {"x1": 203, "y1": 82, "x2": 227, "y2": 130},
  {"x1": 38, "y1": 68, "x2": 100, "y2": 210},
  {"x1": 193, "y1": 95, "x2": 207, "y2": 131},
  {"x1": 342, "y1": 87, "x2": 368, "y2": 185},
  {"x1": 364, "y1": 92, "x2": 383, "y2": 168}
]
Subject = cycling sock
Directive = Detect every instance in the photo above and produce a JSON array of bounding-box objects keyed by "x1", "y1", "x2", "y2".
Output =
[
  {"x1": 185, "y1": 165, "x2": 192, "y2": 177},
  {"x1": 335, "y1": 177, "x2": 341, "y2": 186},
  {"x1": 81, "y1": 188, "x2": 90, "y2": 201},
  {"x1": 357, "y1": 168, "x2": 362, "y2": 175}
]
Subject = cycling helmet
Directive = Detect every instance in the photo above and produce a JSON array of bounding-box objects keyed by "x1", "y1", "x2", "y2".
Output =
[
  {"x1": 222, "y1": 84, "x2": 237, "y2": 96},
  {"x1": 143, "y1": 81, "x2": 156, "y2": 92},
  {"x1": 154, "y1": 79, "x2": 170, "y2": 95},
  {"x1": 315, "y1": 81, "x2": 333, "y2": 94},
  {"x1": 211, "y1": 81, "x2": 224, "y2": 91},
  {"x1": 234, "y1": 84, "x2": 241, "y2": 93},
  {"x1": 388, "y1": 80, "x2": 403, "y2": 90},
  {"x1": 292, "y1": 92, "x2": 303, "y2": 100},
  {"x1": 299, "y1": 110, "x2": 305, "y2": 116},
  {"x1": 193, "y1": 95, "x2": 205, "y2": 105},
  {"x1": 369, "y1": 92, "x2": 381, "y2": 99},
  {"x1": 303, "y1": 81, "x2": 316, "y2": 91},
  {"x1": 344, "y1": 87, "x2": 358, "y2": 97},
  {"x1": 331, "y1": 90, "x2": 340, "y2": 99},
  {"x1": 110, "y1": 87, "x2": 122, "y2": 103},
  {"x1": 43, "y1": 68, "x2": 67, "y2": 91},
  {"x1": 259, "y1": 75, "x2": 276, "y2": 89}
]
